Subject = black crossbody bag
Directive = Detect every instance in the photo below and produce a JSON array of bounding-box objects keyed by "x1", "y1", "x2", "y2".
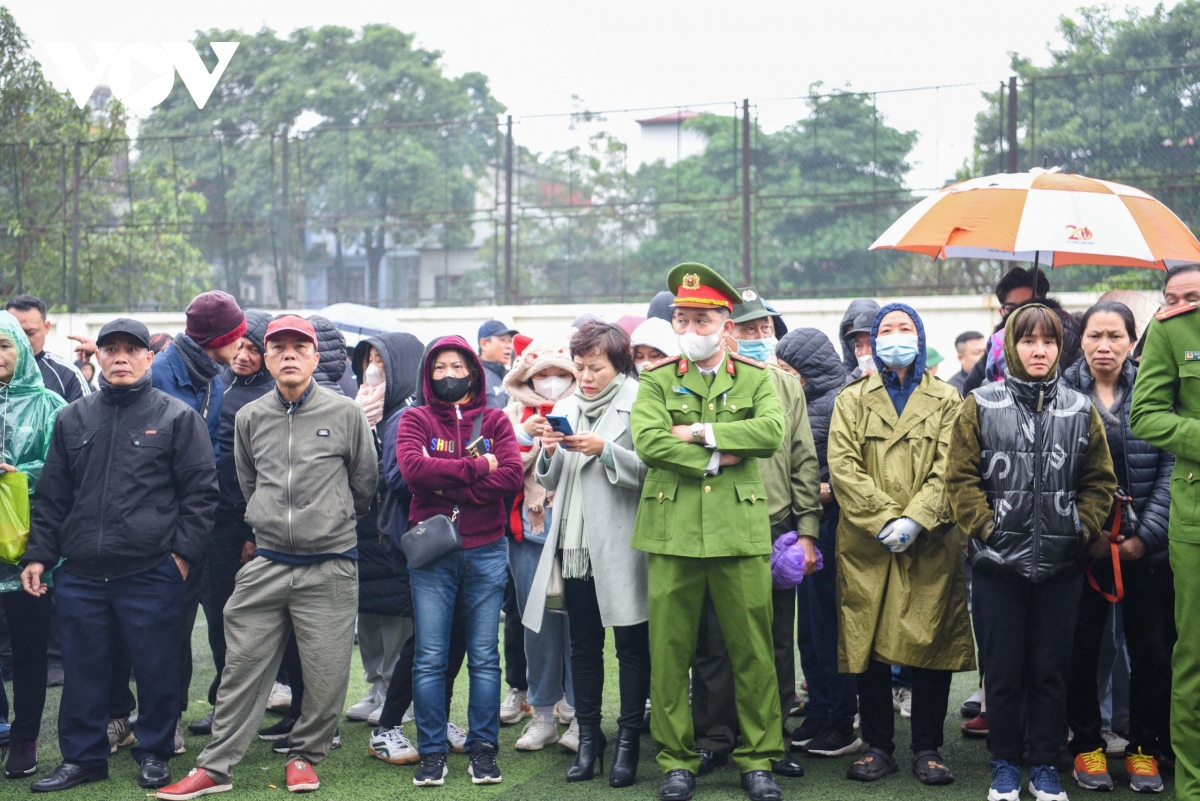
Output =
[{"x1": 399, "y1": 411, "x2": 484, "y2": 569}]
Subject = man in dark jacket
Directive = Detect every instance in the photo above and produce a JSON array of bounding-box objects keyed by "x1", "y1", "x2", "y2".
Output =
[
  {"x1": 188, "y1": 311, "x2": 274, "y2": 736},
  {"x1": 20, "y1": 318, "x2": 218, "y2": 793},
  {"x1": 307, "y1": 316, "x2": 356, "y2": 397},
  {"x1": 775, "y1": 329, "x2": 861, "y2": 758},
  {"x1": 158, "y1": 315, "x2": 377, "y2": 799},
  {"x1": 5, "y1": 294, "x2": 92, "y2": 403},
  {"x1": 477, "y1": 320, "x2": 516, "y2": 409}
]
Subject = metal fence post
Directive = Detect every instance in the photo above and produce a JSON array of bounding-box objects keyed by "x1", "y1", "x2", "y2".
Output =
[
  {"x1": 741, "y1": 98, "x2": 751, "y2": 285},
  {"x1": 1007, "y1": 76, "x2": 1019, "y2": 173},
  {"x1": 503, "y1": 114, "x2": 514, "y2": 305}
]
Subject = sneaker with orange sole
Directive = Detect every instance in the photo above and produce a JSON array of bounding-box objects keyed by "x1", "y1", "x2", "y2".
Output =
[
  {"x1": 1073, "y1": 748, "x2": 1114, "y2": 791},
  {"x1": 156, "y1": 768, "x2": 232, "y2": 800},
  {"x1": 285, "y1": 759, "x2": 319, "y2": 793},
  {"x1": 961, "y1": 713, "x2": 989, "y2": 739},
  {"x1": 1125, "y1": 748, "x2": 1164, "y2": 794}
]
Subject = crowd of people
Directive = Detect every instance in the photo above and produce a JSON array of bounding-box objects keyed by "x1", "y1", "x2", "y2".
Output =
[{"x1": 0, "y1": 259, "x2": 1196, "y2": 801}]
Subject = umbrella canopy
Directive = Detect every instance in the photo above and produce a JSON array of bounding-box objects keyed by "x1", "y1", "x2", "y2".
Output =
[
  {"x1": 870, "y1": 167, "x2": 1200, "y2": 271},
  {"x1": 313, "y1": 303, "x2": 407, "y2": 342}
]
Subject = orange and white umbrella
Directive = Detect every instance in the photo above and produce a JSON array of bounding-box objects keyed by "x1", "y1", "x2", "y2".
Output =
[{"x1": 870, "y1": 167, "x2": 1200, "y2": 270}]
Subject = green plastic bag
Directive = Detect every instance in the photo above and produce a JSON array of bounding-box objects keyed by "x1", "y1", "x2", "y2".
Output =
[{"x1": 0, "y1": 470, "x2": 30, "y2": 565}]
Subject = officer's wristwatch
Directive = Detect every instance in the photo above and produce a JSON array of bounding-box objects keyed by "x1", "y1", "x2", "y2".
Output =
[{"x1": 690, "y1": 423, "x2": 705, "y2": 444}]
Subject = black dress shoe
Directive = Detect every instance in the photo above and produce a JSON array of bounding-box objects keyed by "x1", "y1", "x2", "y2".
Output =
[
  {"x1": 137, "y1": 756, "x2": 172, "y2": 788},
  {"x1": 565, "y1": 724, "x2": 606, "y2": 782},
  {"x1": 658, "y1": 769, "x2": 695, "y2": 801},
  {"x1": 187, "y1": 711, "x2": 214, "y2": 735},
  {"x1": 609, "y1": 726, "x2": 640, "y2": 788},
  {"x1": 771, "y1": 753, "x2": 806, "y2": 778},
  {"x1": 696, "y1": 748, "x2": 728, "y2": 777},
  {"x1": 741, "y1": 770, "x2": 783, "y2": 801},
  {"x1": 31, "y1": 763, "x2": 107, "y2": 793}
]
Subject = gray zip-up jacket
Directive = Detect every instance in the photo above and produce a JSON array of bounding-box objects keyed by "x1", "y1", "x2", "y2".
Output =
[{"x1": 234, "y1": 381, "x2": 378, "y2": 555}]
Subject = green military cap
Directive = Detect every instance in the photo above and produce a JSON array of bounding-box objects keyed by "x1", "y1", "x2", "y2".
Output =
[
  {"x1": 668, "y1": 263, "x2": 739, "y2": 312},
  {"x1": 926, "y1": 346, "x2": 945, "y2": 367},
  {"x1": 732, "y1": 286, "x2": 789, "y2": 336}
]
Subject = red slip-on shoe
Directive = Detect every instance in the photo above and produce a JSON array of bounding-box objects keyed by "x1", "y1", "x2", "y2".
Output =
[
  {"x1": 285, "y1": 759, "x2": 320, "y2": 793},
  {"x1": 961, "y1": 713, "x2": 989, "y2": 739},
  {"x1": 156, "y1": 768, "x2": 232, "y2": 800}
]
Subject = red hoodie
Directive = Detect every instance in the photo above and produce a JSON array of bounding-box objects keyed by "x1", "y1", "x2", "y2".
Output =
[{"x1": 396, "y1": 336, "x2": 523, "y2": 549}]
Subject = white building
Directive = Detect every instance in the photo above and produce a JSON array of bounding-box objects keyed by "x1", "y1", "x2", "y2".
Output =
[{"x1": 636, "y1": 110, "x2": 707, "y2": 166}]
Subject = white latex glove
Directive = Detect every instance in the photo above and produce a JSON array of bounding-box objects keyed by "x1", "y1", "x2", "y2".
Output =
[{"x1": 877, "y1": 517, "x2": 924, "y2": 553}]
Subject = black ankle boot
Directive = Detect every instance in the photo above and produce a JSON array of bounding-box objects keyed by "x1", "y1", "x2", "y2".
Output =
[
  {"x1": 609, "y1": 726, "x2": 641, "y2": 787},
  {"x1": 566, "y1": 724, "x2": 607, "y2": 782}
]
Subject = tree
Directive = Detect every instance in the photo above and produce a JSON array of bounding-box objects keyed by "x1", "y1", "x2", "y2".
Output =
[
  {"x1": 965, "y1": 2, "x2": 1200, "y2": 291},
  {"x1": 138, "y1": 24, "x2": 505, "y2": 306}
]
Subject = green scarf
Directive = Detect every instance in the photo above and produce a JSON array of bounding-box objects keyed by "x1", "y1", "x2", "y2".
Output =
[{"x1": 559, "y1": 374, "x2": 625, "y2": 579}]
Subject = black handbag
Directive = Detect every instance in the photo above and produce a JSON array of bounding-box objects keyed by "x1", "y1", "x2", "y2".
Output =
[{"x1": 400, "y1": 411, "x2": 484, "y2": 569}]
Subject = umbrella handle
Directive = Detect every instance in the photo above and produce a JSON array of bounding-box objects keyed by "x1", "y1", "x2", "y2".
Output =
[{"x1": 1033, "y1": 251, "x2": 1041, "y2": 300}]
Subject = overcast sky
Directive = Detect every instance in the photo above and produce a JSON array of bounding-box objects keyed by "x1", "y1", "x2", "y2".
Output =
[{"x1": 12, "y1": 1, "x2": 1172, "y2": 192}]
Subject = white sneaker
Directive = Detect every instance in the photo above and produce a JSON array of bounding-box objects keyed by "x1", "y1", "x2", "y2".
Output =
[
  {"x1": 500, "y1": 687, "x2": 531, "y2": 725},
  {"x1": 555, "y1": 698, "x2": 575, "y2": 726},
  {"x1": 402, "y1": 703, "x2": 415, "y2": 724},
  {"x1": 515, "y1": 716, "x2": 559, "y2": 751},
  {"x1": 367, "y1": 704, "x2": 383, "y2": 726},
  {"x1": 369, "y1": 725, "x2": 419, "y2": 765},
  {"x1": 267, "y1": 682, "x2": 293, "y2": 714},
  {"x1": 892, "y1": 686, "x2": 912, "y2": 719},
  {"x1": 346, "y1": 686, "x2": 385, "y2": 722},
  {"x1": 447, "y1": 722, "x2": 467, "y2": 753},
  {"x1": 1101, "y1": 730, "x2": 1129, "y2": 757},
  {"x1": 559, "y1": 718, "x2": 580, "y2": 752},
  {"x1": 174, "y1": 718, "x2": 186, "y2": 755}
]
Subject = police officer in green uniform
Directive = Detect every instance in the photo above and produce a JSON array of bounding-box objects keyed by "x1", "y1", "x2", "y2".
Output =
[
  {"x1": 1130, "y1": 263, "x2": 1200, "y2": 800},
  {"x1": 631, "y1": 263, "x2": 786, "y2": 801}
]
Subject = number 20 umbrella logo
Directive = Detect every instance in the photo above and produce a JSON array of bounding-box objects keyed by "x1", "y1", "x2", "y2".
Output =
[{"x1": 1065, "y1": 225, "x2": 1094, "y2": 243}]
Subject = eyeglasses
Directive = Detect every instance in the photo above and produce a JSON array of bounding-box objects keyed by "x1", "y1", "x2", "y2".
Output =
[{"x1": 1000, "y1": 303, "x2": 1019, "y2": 315}]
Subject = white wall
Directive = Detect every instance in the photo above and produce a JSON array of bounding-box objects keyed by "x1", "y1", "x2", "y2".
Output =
[{"x1": 44, "y1": 290, "x2": 1138, "y2": 382}]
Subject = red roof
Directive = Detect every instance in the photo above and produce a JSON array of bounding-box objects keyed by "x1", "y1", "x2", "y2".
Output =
[{"x1": 635, "y1": 110, "x2": 700, "y2": 125}]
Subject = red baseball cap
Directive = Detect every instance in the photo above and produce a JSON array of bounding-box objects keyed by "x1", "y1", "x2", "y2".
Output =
[{"x1": 264, "y1": 315, "x2": 317, "y2": 346}]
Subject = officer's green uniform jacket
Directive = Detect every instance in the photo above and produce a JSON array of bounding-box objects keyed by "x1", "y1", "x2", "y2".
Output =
[
  {"x1": 1130, "y1": 303, "x2": 1200, "y2": 543},
  {"x1": 1129, "y1": 300, "x2": 1200, "y2": 800},
  {"x1": 631, "y1": 351, "x2": 785, "y2": 557}
]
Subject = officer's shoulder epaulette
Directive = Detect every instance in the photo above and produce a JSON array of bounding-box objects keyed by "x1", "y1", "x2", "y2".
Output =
[
  {"x1": 646, "y1": 355, "x2": 681, "y2": 371},
  {"x1": 1155, "y1": 301, "x2": 1198, "y2": 321},
  {"x1": 729, "y1": 352, "x2": 767, "y2": 369}
]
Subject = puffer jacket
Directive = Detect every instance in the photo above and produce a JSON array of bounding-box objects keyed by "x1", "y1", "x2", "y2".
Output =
[
  {"x1": 1062, "y1": 357, "x2": 1173, "y2": 564},
  {"x1": 776, "y1": 328, "x2": 847, "y2": 481},
  {"x1": 350, "y1": 332, "x2": 425, "y2": 616},
  {"x1": 308, "y1": 315, "x2": 352, "y2": 396},
  {"x1": 216, "y1": 310, "x2": 273, "y2": 510}
]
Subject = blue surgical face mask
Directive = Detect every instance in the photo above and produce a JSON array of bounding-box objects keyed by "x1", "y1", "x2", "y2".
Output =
[
  {"x1": 875, "y1": 333, "x2": 919, "y2": 369},
  {"x1": 737, "y1": 336, "x2": 776, "y2": 362}
]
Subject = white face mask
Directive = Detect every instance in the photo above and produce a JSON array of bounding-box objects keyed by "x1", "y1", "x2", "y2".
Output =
[
  {"x1": 857, "y1": 353, "x2": 877, "y2": 376},
  {"x1": 678, "y1": 331, "x2": 724, "y2": 362},
  {"x1": 636, "y1": 361, "x2": 652, "y2": 374},
  {"x1": 533, "y1": 374, "x2": 572, "y2": 400},
  {"x1": 364, "y1": 364, "x2": 385, "y2": 386}
]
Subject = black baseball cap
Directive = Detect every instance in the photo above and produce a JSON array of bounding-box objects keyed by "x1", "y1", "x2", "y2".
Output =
[
  {"x1": 478, "y1": 320, "x2": 517, "y2": 340},
  {"x1": 96, "y1": 318, "x2": 151, "y2": 349}
]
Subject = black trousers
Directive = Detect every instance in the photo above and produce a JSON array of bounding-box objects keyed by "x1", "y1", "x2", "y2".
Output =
[
  {"x1": 502, "y1": 569, "x2": 528, "y2": 692},
  {"x1": 57, "y1": 558, "x2": 184, "y2": 770},
  {"x1": 563, "y1": 576, "x2": 650, "y2": 729},
  {"x1": 377, "y1": 603, "x2": 466, "y2": 730},
  {"x1": 855, "y1": 659, "x2": 951, "y2": 756},
  {"x1": 973, "y1": 567, "x2": 1083, "y2": 764},
  {"x1": 200, "y1": 512, "x2": 250, "y2": 706},
  {"x1": 0, "y1": 590, "x2": 51, "y2": 741},
  {"x1": 1067, "y1": 558, "x2": 1175, "y2": 758}
]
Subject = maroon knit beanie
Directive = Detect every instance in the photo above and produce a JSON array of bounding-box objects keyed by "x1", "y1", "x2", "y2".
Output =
[{"x1": 185, "y1": 290, "x2": 246, "y2": 349}]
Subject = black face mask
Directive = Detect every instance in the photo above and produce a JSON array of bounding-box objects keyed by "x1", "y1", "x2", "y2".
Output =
[{"x1": 431, "y1": 375, "x2": 472, "y2": 403}]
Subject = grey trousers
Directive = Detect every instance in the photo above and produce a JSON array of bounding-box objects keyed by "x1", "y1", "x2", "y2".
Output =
[
  {"x1": 357, "y1": 613, "x2": 410, "y2": 691},
  {"x1": 197, "y1": 557, "x2": 358, "y2": 784}
]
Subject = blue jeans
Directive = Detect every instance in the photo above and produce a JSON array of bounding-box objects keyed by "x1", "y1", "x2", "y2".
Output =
[
  {"x1": 410, "y1": 539, "x2": 508, "y2": 753},
  {"x1": 508, "y1": 536, "x2": 574, "y2": 709},
  {"x1": 56, "y1": 556, "x2": 185, "y2": 769}
]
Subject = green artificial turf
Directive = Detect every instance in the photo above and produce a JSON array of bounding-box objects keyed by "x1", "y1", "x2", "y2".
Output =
[{"x1": 4, "y1": 610, "x2": 1177, "y2": 800}]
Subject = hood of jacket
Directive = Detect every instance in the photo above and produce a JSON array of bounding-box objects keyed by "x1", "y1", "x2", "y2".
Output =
[
  {"x1": 838, "y1": 298, "x2": 880, "y2": 371},
  {"x1": 775, "y1": 327, "x2": 846, "y2": 405},
  {"x1": 307, "y1": 315, "x2": 348, "y2": 389},
  {"x1": 420, "y1": 335, "x2": 487, "y2": 421},
  {"x1": 646, "y1": 290, "x2": 676, "y2": 323},
  {"x1": 0, "y1": 311, "x2": 51, "y2": 396},
  {"x1": 0, "y1": 311, "x2": 66, "y2": 493},
  {"x1": 353, "y1": 332, "x2": 425, "y2": 425},
  {"x1": 870, "y1": 302, "x2": 926, "y2": 381},
  {"x1": 1002, "y1": 303, "x2": 1063, "y2": 383},
  {"x1": 502, "y1": 338, "x2": 576, "y2": 409},
  {"x1": 243, "y1": 309, "x2": 273, "y2": 355}
]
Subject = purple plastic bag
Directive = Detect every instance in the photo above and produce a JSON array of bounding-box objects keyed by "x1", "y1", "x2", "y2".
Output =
[{"x1": 771, "y1": 531, "x2": 824, "y2": 590}]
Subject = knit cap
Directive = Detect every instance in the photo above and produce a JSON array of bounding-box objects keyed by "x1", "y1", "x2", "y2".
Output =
[{"x1": 185, "y1": 290, "x2": 246, "y2": 349}]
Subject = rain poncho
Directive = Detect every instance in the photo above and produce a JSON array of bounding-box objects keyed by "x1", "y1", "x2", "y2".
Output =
[{"x1": 0, "y1": 311, "x2": 66, "y2": 590}]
